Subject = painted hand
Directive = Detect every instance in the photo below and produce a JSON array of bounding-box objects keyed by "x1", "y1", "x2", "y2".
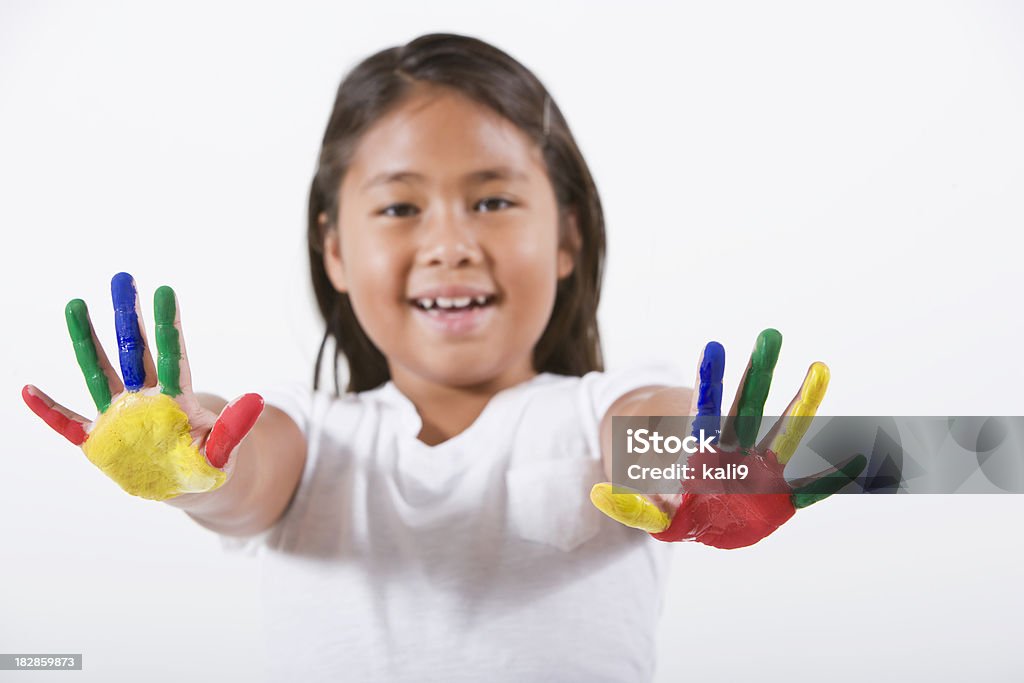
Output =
[
  {"x1": 22, "y1": 272, "x2": 264, "y2": 501},
  {"x1": 591, "y1": 329, "x2": 866, "y2": 549}
]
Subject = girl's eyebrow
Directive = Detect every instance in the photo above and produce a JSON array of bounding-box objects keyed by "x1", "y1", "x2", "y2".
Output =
[{"x1": 361, "y1": 166, "x2": 528, "y2": 191}]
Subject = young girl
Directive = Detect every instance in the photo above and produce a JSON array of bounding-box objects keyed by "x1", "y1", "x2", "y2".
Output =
[{"x1": 22, "y1": 33, "x2": 851, "y2": 682}]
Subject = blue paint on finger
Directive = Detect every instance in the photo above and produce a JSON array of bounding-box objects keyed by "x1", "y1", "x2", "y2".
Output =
[
  {"x1": 692, "y1": 341, "x2": 725, "y2": 442},
  {"x1": 112, "y1": 272, "x2": 146, "y2": 391}
]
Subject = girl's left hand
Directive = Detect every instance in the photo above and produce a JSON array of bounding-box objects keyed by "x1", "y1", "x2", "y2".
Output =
[{"x1": 590, "y1": 329, "x2": 866, "y2": 549}]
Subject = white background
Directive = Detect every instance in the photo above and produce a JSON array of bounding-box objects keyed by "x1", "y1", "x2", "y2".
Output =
[{"x1": 2, "y1": 1, "x2": 1022, "y2": 681}]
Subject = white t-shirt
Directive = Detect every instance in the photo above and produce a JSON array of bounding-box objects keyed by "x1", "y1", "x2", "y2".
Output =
[{"x1": 220, "y1": 362, "x2": 685, "y2": 682}]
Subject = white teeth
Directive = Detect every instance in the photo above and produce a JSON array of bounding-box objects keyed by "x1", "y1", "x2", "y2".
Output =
[{"x1": 414, "y1": 294, "x2": 491, "y2": 310}]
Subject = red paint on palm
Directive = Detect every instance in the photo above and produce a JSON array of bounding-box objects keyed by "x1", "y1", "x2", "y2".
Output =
[
  {"x1": 650, "y1": 446, "x2": 796, "y2": 549},
  {"x1": 652, "y1": 491, "x2": 795, "y2": 549}
]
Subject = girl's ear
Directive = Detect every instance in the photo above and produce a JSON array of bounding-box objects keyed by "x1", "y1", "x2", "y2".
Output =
[
  {"x1": 321, "y1": 213, "x2": 349, "y2": 293},
  {"x1": 557, "y1": 209, "x2": 581, "y2": 280}
]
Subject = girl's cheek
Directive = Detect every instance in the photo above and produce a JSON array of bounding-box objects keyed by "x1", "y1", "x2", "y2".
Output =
[
  {"x1": 356, "y1": 235, "x2": 411, "y2": 286},
  {"x1": 504, "y1": 239, "x2": 563, "y2": 289}
]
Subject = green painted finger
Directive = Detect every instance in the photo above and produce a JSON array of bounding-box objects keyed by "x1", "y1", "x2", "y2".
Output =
[
  {"x1": 791, "y1": 454, "x2": 867, "y2": 509},
  {"x1": 66, "y1": 299, "x2": 112, "y2": 413},
  {"x1": 154, "y1": 286, "x2": 182, "y2": 397},
  {"x1": 734, "y1": 328, "x2": 782, "y2": 448}
]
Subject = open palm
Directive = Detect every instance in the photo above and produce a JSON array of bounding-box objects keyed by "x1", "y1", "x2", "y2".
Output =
[
  {"x1": 591, "y1": 329, "x2": 866, "y2": 549},
  {"x1": 22, "y1": 272, "x2": 263, "y2": 501}
]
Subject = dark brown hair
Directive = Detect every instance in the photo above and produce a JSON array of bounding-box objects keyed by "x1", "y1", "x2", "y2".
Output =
[{"x1": 308, "y1": 33, "x2": 606, "y2": 394}]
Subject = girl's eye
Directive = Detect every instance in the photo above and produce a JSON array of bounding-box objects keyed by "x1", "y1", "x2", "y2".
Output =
[
  {"x1": 476, "y1": 197, "x2": 513, "y2": 212},
  {"x1": 379, "y1": 198, "x2": 513, "y2": 217},
  {"x1": 380, "y1": 203, "x2": 419, "y2": 218}
]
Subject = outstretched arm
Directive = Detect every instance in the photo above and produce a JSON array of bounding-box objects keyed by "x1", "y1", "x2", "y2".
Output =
[
  {"x1": 165, "y1": 396, "x2": 306, "y2": 537},
  {"x1": 599, "y1": 385, "x2": 693, "y2": 481}
]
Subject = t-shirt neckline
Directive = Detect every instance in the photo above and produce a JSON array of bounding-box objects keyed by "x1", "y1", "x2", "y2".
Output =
[{"x1": 374, "y1": 373, "x2": 561, "y2": 450}]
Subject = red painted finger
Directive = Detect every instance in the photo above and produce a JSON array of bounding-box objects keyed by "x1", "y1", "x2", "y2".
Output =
[
  {"x1": 205, "y1": 393, "x2": 264, "y2": 468},
  {"x1": 22, "y1": 384, "x2": 89, "y2": 446}
]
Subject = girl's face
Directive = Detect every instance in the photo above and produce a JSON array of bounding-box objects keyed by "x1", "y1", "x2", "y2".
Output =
[{"x1": 324, "y1": 85, "x2": 577, "y2": 390}]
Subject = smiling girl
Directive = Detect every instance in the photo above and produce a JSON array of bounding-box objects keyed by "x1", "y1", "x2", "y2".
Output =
[{"x1": 23, "y1": 33, "x2": 850, "y2": 682}]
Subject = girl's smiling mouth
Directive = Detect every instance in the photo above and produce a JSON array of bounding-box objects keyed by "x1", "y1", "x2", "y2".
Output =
[{"x1": 407, "y1": 285, "x2": 498, "y2": 336}]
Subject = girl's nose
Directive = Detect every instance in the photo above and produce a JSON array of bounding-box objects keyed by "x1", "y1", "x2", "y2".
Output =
[{"x1": 416, "y1": 209, "x2": 484, "y2": 268}]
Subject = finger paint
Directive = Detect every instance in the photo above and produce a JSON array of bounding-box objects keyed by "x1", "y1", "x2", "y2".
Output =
[
  {"x1": 647, "y1": 443, "x2": 794, "y2": 548},
  {"x1": 770, "y1": 361, "x2": 830, "y2": 465},
  {"x1": 791, "y1": 454, "x2": 867, "y2": 509},
  {"x1": 154, "y1": 286, "x2": 182, "y2": 396},
  {"x1": 734, "y1": 328, "x2": 781, "y2": 448},
  {"x1": 651, "y1": 491, "x2": 795, "y2": 549},
  {"x1": 693, "y1": 341, "x2": 725, "y2": 441},
  {"x1": 111, "y1": 272, "x2": 146, "y2": 391},
  {"x1": 21, "y1": 385, "x2": 87, "y2": 446},
  {"x1": 205, "y1": 393, "x2": 265, "y2": 468},
  {"x1": 65, "y1": 299, "x2": 112, "y2": 412},
  {"x1": 590, "y1": 483, "x2": 670, "y2": 533},
  {"x1": 81, "y1": 391, "x2": 226, "y2": 501}
]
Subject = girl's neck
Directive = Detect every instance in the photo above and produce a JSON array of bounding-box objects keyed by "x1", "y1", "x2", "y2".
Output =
[{"x1": 389, "y1": 362, "x2": 537, "y2": 446}]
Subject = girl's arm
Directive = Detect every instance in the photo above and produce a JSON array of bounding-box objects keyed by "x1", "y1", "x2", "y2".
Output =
[
  {"x1": 164, "y1": 394, "x2": 307, "y2": 537},
  {"x1": 599, "y1": 386, "x2": 692, "y2": 480}
]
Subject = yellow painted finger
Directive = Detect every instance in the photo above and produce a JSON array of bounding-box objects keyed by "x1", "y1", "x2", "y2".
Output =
[
  {"x1": 769, "y1": 361, "x2": 830, "y2": 465},
  {"x1": 590, "y1": 483, "x2": 670, "y2": 533}
]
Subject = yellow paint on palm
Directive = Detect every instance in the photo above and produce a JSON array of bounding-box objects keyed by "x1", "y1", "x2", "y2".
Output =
[
  {"x1": 770, "y1": 361, "x2": 830, "y2": 465},
  {"x1": 81, "y1": 392, "x2": 226, "y2": 501},
  {"x1": 590, "y1": 483, "x2": 670, "y2": 533}
]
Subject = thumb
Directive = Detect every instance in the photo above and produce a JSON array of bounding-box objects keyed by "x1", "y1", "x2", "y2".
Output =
[
  {"x1": 204, "y1": 393, "x2": 264, "y2": 468},
  {"x1": 590, "y1": 482, "x2": 671, "y2": 533}
]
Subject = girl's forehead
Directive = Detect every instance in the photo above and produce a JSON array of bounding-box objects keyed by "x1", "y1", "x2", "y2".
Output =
[{"x1": 345, "y1": 88, "x2": 547, "y2": 189}]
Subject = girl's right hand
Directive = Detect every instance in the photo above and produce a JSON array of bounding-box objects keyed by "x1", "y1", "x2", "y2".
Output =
[{"x1": 22, "y1": 272, "x2": 264, "y2": 502}]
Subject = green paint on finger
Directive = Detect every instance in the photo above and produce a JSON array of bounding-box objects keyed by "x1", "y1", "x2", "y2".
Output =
[
  {"x1": 154, "y1": 286, "x2": 182, "y2": 396},
  {"x1": 791, "y1": 454, "x2": 867, "y2": 509},
  {"x1": 735, "y1": 328, "x2": 782, "y2": 448},
  {"x1": 65, "y1": 298, "x2": 112, "y2": 412}
]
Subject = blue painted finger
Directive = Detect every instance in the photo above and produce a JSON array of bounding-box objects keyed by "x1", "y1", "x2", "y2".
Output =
[
  {"x1": 112, "y1": 272, "x2": 146, "y2": 391},
  {"x1": 692, "y1": 341, "x2": 725, "y2": 442}
]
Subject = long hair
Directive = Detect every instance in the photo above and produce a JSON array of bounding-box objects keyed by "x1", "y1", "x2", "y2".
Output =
[{"x1": 308, "y1": 33, "x2": 606, "y2": 393}]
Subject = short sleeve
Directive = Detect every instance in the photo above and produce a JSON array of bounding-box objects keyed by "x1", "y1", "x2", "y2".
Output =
[
  {"x1": 576, "y1": 361, "x2": 687, "y2": 462},
  {"x1": 217, "y1": 380, "x2": 319, "y2": 557}
]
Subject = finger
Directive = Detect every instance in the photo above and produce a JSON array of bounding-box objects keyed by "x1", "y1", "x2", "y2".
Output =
[
  {"x1": 760, "y1": 361, "x2": 830, "y2": 465},
  {"x1": 205, "y1": 393, "x2": 264, "y2": 468},
  {"x1": 154, "y1": 286, "x2": 193, "y2": 397},
  {"x1": 22, "y1": 384, "x2": 89, "y2": 446},
  {"x1": 111, "y1": 272, "x2": 157, "y2": 391},
  {"x1": 720, "y1": 329, "x2": 782, "y2": 450},
  {"x1": 590, "y1": 483, "x2": 671, "y2": 533},
  {"x1": 65, "y1": 299, "x2": 123, "y2": 412},
  {"x1": 687, "y1": 341, "x2": 725, "y2": 443},
  {"x1": 791, "y1": 454, "x2": 867, "y2": 508},
  {"x1": 716, "y1": 355, "x2": 751, "y2": 451}
]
